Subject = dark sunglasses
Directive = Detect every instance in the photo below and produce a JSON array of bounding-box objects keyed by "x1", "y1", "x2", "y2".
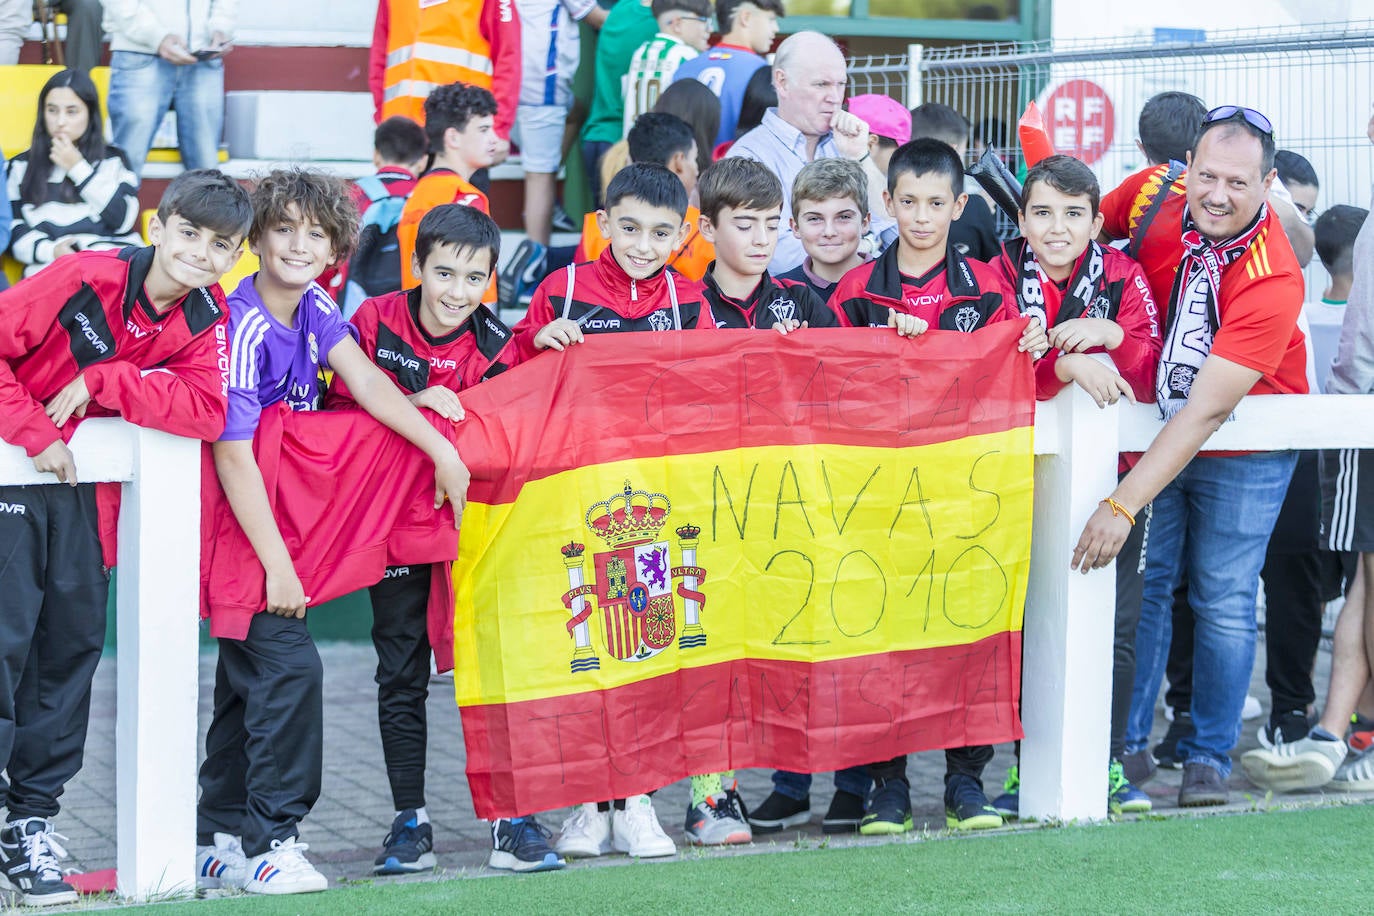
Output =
[{"x1": 1204, "y1": 105, "x2": 1274, "y2": 138}]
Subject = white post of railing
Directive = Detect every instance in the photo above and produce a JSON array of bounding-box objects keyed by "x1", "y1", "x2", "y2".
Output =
[
  {"x1": 115, "y1": 426, "x2": 200, "y2": 900},
  {"x1": 1021, "y1": 385, "x2": 1118, "y2": 822},
  {"x1": 906, "y1": 43, "x2": 924, "y2": 109}
]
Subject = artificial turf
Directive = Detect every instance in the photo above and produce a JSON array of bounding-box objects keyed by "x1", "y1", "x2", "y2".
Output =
[{"x1": 134, "y1": 803, "x2": 1370, "y2": 914}]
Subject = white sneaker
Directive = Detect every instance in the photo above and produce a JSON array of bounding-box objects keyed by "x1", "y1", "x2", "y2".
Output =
[
  {"x1": 1241, "y1": 735, "x2": 1347, "y2": 792},
  {"x1": 555, "y1": 804, "x2": 612, "y2": 858},
  {"x1": 612, "y1": 795, "x2": 676, "y2": 858},
  {"x1": 1332, "y1": 745, "x2": 1374, "y2": 791},
  {"x1": 195, "y1": 832, "x2": 248, "y2": 890},
  {"x1": 242, "y1": 837, "x2": 327, "y2": 895}
]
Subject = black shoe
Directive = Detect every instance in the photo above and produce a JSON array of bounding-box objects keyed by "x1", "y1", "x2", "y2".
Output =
[
  {"x1": 859, "y1": 778, "x2": 912, "y2": 835},
  {"x1": 374, "y1": 810, "x2": 437, "y2": 875},
  {"x1": 1121, "y1": 748, "x2": 1157, "y2": 786},
  {"x1": 821, "y1": 790, "x2": 866, "y2": 834},
  {"x1": 551, "y1": 203, "x2": 578, "y2": 234},
  {"x1": 1178, "y1": 762, "x2": 1229, "y2": 807},
  {"x1": 1153, "y1": 711, "x2": 1194, "y2": 769},
  {"x1": 944, "y1": 775, "x2": 1003, "y2": 830},
  {"x1": 747, "y1": 791, "x2": 810, "y2": 834},
  {"x1": 1257, "y1": 709, "x2": 1311, "y2": 749},
  {"x1": 0, "y1": 817, "x2": 78, "y2": 907}
]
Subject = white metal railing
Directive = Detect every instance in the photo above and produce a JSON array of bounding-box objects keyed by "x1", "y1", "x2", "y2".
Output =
[
  {"x1": 0, "y1": 419, "x2": 200, "y2": 901},
  {"x1": 4, "y1": 391, "x2": 1372, "y2": 898}
]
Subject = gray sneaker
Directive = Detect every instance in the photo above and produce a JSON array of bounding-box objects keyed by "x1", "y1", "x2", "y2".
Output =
[
  {"x1": 685, "y1": 791, "x2": 752, "y2": 846},
  {"x1": 1240, "y1": 734, "x2": 1346, "y2": 792},
  {"x1": 1178, "y1": 762, "x2": 1228, "y2": 807},
  {"x1": 1331, "y1": 745, "x2": 1374, "y2": 791}
]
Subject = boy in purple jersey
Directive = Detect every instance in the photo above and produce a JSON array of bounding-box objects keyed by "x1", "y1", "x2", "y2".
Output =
[{"x1": 196, "y1": 169, "x2": 470, "y2": 897}]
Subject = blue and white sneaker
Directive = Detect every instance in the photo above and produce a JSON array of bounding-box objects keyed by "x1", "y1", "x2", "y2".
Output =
[
  {"x1": 992, "y1": 765, "x2": 1019, "y2": 819},
  {"x1": 1108, "y1": 760, "x2": 1152, "y2": 813},
  {"x1": 196, "y1": 832, "x2": 248, "y2": 889},
  {"x1": 374, "y1": 810, "x2": 436, "y2": 875},
  {"x1": 489, "y1": 817, "x2": 565, "y2": 873},
  {"x1": 243, "y1": 837, "x2": 327, "y2": 895},
  {"x1": 497, "y1": 239, "x2": 548, "y2": 309}
]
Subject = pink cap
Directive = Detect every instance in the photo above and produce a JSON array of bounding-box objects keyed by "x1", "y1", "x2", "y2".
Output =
[{"x1": 847, "y1": 94, "x2": 912, "y2": 145}]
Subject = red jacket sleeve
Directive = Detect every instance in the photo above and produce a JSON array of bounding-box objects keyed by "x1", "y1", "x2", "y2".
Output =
[
  {"x1": 370, "y1": 1, "x2": 390, "y2": 123},
  {"x1": 325, "y1": 305, "x2": 377, "y2": 409},
  {"x1": 482, "y1": 0, "x2": 522, "y2": 140},
  {"x1": 826, "y1": 275, "x2": 859, "y2": 327},
  {"x1": 1108, "y1": 260, "x2": 1164, "y2": 403},
  {"x1": 83, "y1": 318, "x2": 230, "y2": 443},
  {"x1": 0, "y1": 259, "x2": 83, "y2": 455},
  {"x1": 509, "y1": 274, "x2": 560, "y2": 363}
]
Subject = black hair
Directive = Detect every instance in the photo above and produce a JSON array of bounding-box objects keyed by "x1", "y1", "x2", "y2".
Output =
[
  {"x1": 735, "y1": 65, "x2": 776, "y2": 138},
  {"x1": 628, "y1": 112, "x2": 697, "y2": 169},
  {"x1": 1137, "y1": 91, "x2": 1205, "y2": 165},
  {"x1": 1195, "y1": 115, "x2": 1276, "y2": 175},
  {"x1": 1274, "y1": 149, "x2": 1319, "y2": 190},
  {"x1": 887, "y1": 137, "x2": 965, "y2": 197},
  {"x1": 21, "y1": 68, "x2": 110, "y2": 205},
  {"x1": 423, "y1": 83, "x2": 498, "y2": 154},
  {"x1": 909, "y1": 103, "x2": 970, "y2": 149},
  {"x1": 374, "y1": 116, "x2": 429, "y2": 166},
  {"x1": 716, "y1": 0, "x2": 783, "y2": 32},
  {"x1": 415, "y1": 203, "x2": 501, "y2": 273},
  {"x1": 652, "y1": 79, "x2": 721, "y2": 173},
  {"x1": 651, "y1": 0, "x2": 711, "y2": 18},
  {"x1": 697, "y1": 157, "x2": 782, "y2": 224},
  {"x1": 156, "y1": 169, "x2": 253, "y2": 241},
  {"x1": 1314, "y1": 204, "x2": 1367, "y2": 276},
  {"x1": 605, "y1": 163, "x2": 689, "y2": 218},
  {"x1": 1021, "y1": 154, "x2": 1101, "y2": 215}
]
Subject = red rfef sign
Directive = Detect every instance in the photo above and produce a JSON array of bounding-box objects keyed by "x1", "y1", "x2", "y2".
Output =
[{"x1": 1045, "y1": 79, "x2": 1114, "y2": 164}]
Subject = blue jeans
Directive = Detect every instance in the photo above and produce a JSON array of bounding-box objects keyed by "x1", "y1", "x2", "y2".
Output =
[
  {"x1": 771, "y1": 767, "x2": 872, "y2": 801},
  {"x1": 1125, "y1": 450, "x2": 1297, "y2": 776},
  {"x1": 108, "y1": 51, "x2": 225, "y2": 179}
]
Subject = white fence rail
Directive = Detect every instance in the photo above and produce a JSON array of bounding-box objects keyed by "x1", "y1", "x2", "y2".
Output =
[{"x1": 3, "y1": 392, "x2": 1373, "y2": 898}]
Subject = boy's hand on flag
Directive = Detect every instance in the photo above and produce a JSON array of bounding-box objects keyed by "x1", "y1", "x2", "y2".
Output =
[
  {"x1": 45, "y1": 375, "x2": 91, "y2": 428},
  {"x1": 888, "y1": 309, "x2": 928, "y2": 338},
  {"x1": 1048, "y1": 317, "x2": 1124, "y2": 353},
  {"x1": 435, "y1": 454, "x2": 471, "y2": 529},
  {"x1": 772, "y1": 319, "x2": 807, "y2": 336},
  {"x1": 534, "y1": 318, "x2": 584, "y2": 351},
  {"x1": 32, "y1": 439, "x2": 77, "y2": 486},
  {"x1": 265, "y1": 567, "x2": 310, "y2": 617},
  {"x1": 1017, "y1": 317, "x2": 1049, "y2": 358},
  {"x1": 409, "y1": 386, "x2": 465, "y2": 422}
]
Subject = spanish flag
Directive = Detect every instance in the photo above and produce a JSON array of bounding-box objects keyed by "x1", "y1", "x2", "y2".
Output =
[{"x1": 452, "y1": 325, "x2": 1034, "y2": 818}]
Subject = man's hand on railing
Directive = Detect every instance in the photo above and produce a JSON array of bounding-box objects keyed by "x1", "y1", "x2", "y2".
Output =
[
  {"x1": 32, "y1": 439, "x2": 78, "y2": 486},
  {"x1": 1069, "y1": 500, "x2": 1133, "y2": 573},
  {"x1": 45, "y1": 375, "x2": 91, "y2": 428}
]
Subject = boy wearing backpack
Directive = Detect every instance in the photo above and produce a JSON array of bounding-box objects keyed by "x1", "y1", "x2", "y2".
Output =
[{"x1": 334, "y1": 116, "x2": 430, "y2": 317}]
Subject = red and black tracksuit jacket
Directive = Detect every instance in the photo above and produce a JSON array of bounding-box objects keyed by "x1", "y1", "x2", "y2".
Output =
[
  {"x1": 700, "y1": 265, "x2": 839, "y2": 330},
  {"x1": 827, "y1": 242, "x2": 1018, "y2": 332},
  {"x1": 0, "y1": 246, "x2": 230, "y2": 563}
]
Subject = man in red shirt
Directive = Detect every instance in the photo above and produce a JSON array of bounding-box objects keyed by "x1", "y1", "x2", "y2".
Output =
[{"x1": 1072, "y1": 107, "x2": 1307, "y2": 808}]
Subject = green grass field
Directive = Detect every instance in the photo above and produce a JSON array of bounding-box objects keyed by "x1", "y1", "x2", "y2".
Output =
[{"x1": 138, "y1": 804, "x2": 1370, "y2": 914}]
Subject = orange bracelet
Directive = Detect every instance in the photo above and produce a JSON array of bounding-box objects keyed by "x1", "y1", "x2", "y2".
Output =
[{"x1": 1100, "y1": 498, "x2": 1136, "y2": 526}]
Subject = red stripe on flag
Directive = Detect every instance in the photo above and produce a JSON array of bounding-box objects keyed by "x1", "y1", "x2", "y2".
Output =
[
  {"x1": 460, "y1": 631, "x2": 1022, "y2": 819},
  {"x1": 455, "y1": 326, "x2": 1035, "y2": 506}
]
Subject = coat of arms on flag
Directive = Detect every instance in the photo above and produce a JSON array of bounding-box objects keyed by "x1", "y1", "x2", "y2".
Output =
[{"x1": 560, "y1": 481, "x2": 707, "y2": 672}]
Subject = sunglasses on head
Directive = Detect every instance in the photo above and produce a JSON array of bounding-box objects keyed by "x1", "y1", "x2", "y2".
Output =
[{"x1": 1204, "y1": 106, "x2": 1274, "y2": 138}]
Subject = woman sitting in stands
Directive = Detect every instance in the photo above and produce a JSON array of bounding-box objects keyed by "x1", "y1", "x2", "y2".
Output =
[{"x1": 6, "y1": 69, "x2": 140, "y2": 277}]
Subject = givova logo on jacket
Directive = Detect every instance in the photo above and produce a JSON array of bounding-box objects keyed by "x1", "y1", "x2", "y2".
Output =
[{"x1": 559, "y1": 481, "x2": 707, "y2": 672}]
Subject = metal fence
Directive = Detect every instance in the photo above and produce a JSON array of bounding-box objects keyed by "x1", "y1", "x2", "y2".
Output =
[{"x1": 846, "y1": 21, "x2": 1374, "y2": 227}]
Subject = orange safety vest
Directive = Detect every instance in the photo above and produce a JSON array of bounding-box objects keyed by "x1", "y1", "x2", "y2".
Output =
[
  {"x1": 573, "y1": 207, "x2": 714, "y2": 282},
  {"x1": 398, "y1": 169, "x2": 497, "y2": 303},
  {"x1": 381, "y1": 0, "x2": 498, "y2": 125}
]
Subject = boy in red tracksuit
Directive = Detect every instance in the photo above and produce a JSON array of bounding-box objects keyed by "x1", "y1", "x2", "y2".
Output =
[
  {"x1": 0, "y1": 170, "x2": 251, "y2": 907},
  {"x1": 512, "y1": 163, "x2": 713, "y2": 862},
  {"x1": 827, "y1": 138, "x2": 1045, "y2": 838},
  {"x1": 326, "y1": 205, "x2": 562, "y2": 876},
  {"x1": 987, "y1": 154, "x2": 1162, "y2": 820}
]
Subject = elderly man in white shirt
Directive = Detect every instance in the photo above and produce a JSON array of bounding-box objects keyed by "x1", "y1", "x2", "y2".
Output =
[{"x1": 726, "y1": 30, "x2": 885, "y2": 273}]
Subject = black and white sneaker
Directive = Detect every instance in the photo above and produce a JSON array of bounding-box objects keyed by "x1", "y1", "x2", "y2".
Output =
[
  {"x1": 0, "y1": 817, "x2": 78, "y2": 907},
  {"x1": 747, "y1": 791, "x2": 810, "y2": 834},
  {"x1": 489, "y1": 817, "x2": 565, "y2": 873},
  {"x1": 374, "y1": 810, "x2": 437, "y2": 875}
]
